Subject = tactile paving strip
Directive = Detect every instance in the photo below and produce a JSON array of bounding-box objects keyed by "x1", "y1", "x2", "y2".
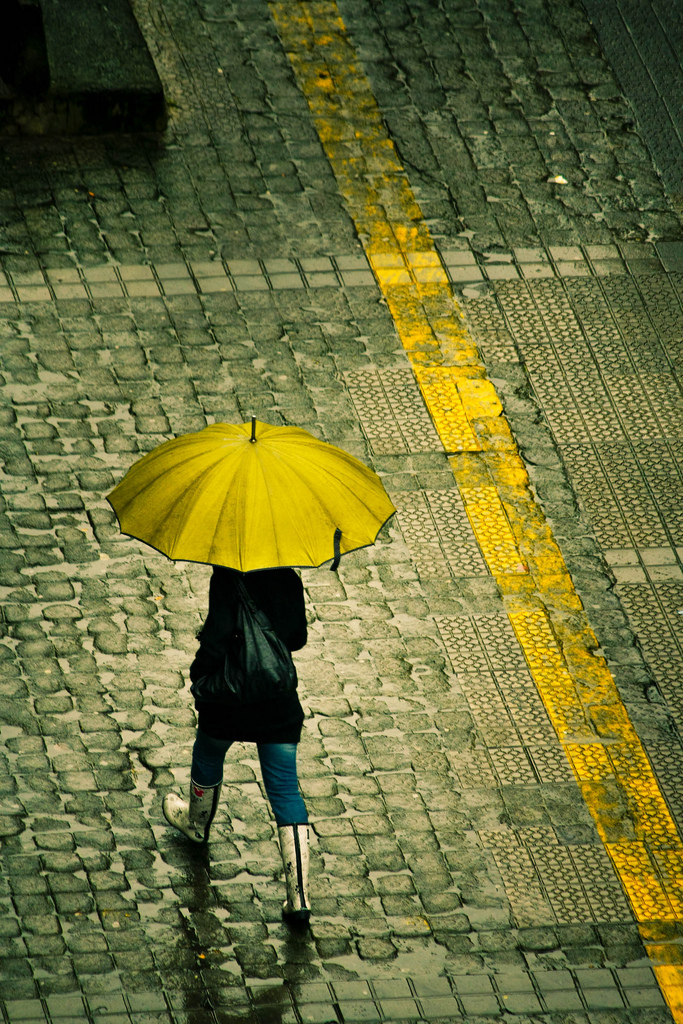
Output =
[
  {"x1": 412, "y1": 366, "x2": 480, "y2": 452},
  {"x1": 459, "y1": 485, "x2": 527, "y2": 575},
  {"x1": 344, "y1": 368, "x2": 443, "y2": 454},
  {"x1": 484, "y1": 836, "x2": 556, "y2": 928},
  {"x1": 507, "y1": 608, "x2": 593, "y2": 739},
  {"x1": 395, "y1": 490, "x2": 488, "y2": 579},
  {"x1": 617, "y1": 583, "x2": 683, "y2": 726},
  {"x1": 482, "y1": 828, "x2": 632, "y2": 926},
  {"x1": 435, "y1": 615, "x2": 559, "y2": 752}
]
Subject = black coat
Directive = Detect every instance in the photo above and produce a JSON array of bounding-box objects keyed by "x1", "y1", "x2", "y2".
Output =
[{"x1": 191, "y1": 566, "x2": 308, "y2": 744}]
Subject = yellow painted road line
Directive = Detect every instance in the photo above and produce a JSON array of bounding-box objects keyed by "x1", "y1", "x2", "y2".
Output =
[{"x1": 270, "y1": 1, "x2": 683, "y2": 1015}]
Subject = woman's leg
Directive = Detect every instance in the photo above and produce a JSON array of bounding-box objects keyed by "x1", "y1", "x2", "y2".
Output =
[
  {"x1": 257, "y1": 742, "x2": 308, "y2": 825},
  {"x1": 163, "y1": 728, "x2": 231, "y2": 843},
  {"x1": 191, "y1": 728, "x2": 233, "y2": 787},
  {"x1": 259, "y1": 743, "x2": 310, "y2": 923}
]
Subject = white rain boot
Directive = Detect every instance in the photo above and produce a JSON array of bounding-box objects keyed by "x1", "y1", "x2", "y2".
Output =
[
  {"x1": 278, "y1": 823, "x2": 311, "y2": 925},
  {"x1": 162, "y1": 779, "x2": 222, "y2": 843}
]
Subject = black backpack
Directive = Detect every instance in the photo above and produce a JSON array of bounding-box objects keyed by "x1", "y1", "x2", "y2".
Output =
[{"x1": 190, "y1": 579, "x2": 297, "y2": 704}]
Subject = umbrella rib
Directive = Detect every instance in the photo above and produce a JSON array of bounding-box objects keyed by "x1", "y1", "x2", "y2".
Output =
[
  {"x1": 265, "y1": 448, "x2": 395, "y2": 548},
  {"x1": 208, "y1": 460, "x2": 246, "y2": 567},
  {"x1": 166, "y1": 454, "x2": 245, "y2": 554},
  {"x1": 252, "y1": 447, "x2": 289, "y2": 566},
  {"x1": 113, "y1": 444, "x2": 230, "y2": 506},
  {"x1": 274, "y1": 449, "x2": 394, "y2": 524}
]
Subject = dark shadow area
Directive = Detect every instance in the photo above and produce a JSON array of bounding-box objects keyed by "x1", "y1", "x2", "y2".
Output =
[
  {"x1": 0, "y1": 0, "x2": 49, "y2": 96},
  {"x1": 0, "y1": 130, "x2": 169, "y2": 269},
  {"x1": 0, "y1": 0, "x2": 165, "y2": 134}
]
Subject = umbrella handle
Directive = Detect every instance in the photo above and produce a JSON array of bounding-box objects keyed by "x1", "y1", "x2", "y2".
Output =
[
  {"x1": 330, "y1": 528, "x2": 342, "y2": 572},
  {"x1": 250, "y1": 416, "x2": 257, "y2": 443}
]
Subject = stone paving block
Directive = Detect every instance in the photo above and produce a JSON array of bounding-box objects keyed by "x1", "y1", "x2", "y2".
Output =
[
  {"x1": 485, "y1": 264, "x2": 519, "y2": 280},
  {"x1": 493, "y1": 972, "x2": 535, "y2": 994},
  {"x1": 297, "y1": 1005, "x2": 337, "y2": 1024},
  {"x1": 4, "y1": 1001, "x2": 47, "y2": 1021},
  {"x1": 549, "y1": 246, "x2": 583, "y2": 261},
  {"x1": 119, "y1": 266, "x2": 154, "y2": 281},
  {"x1": 10, "y1": 271, "x2": 46, "y2": 285},
  {"x1": 575, "y1": 969, "x2": 617, "y2": 990},
  {"x1": 331, "y1": 984, "x2": 372, "y2": 1002},
  {"x1": 459, "y1": 994, "x2": 500, "y2": 1015},
  {"x1": 627, "y1": 258, "x2": 663, "y2": 274},
  {"x1": 368, "y1": 981, "x2": 408, "y2": 1000},
  {"x1": 154, "y1": 264, "x2": 190, "y2": 280},
  {"x1": 305, "y1": 272, "x2": 339, "y2": 287},
  {"x1": 450, "y1": 975, "x2": 494, "y2": 995},
  {"x1": 88, "y1": 995, "x2": 128, "y2": 1016},
  {"x1": 125, "y1": 281, "x2": 161, "y2": 298},
  {"x1": 88, "y1": 283, "x2": 125, "y2": 298},
  {"x1": 616, "y1": 967, "x2": 659, "y2": 989},
  {"x1": 45, "y1": 995, "x2": 87, "y2": 1017},
  {"x1": 582, "y1": 988, "x2": 625, "y2": 1009},
  {"x1": 555, "y1": 261, "x2": 591, "y2": 277},
  {"x1": 161, "y1": 280, "x2": 196, "y2": 296},
  {"x1": 289, "y1": 985, "x2": 331, "y2": 1005},
  {"x1": 409, "y1": 978, "x2": 452, "y2": 1000},
  {"x1": 418, "y1": 995, "x2": 461, "y2": 1018},
  {"x1": 514, "y1": 249, "x2": 548, "y2": 263},
  {"x1": 81, "y1": 266, "x2": 117, "y2": 281},
  {"x1": 17, "y1": 287, "x2": 52, "y2": 302},
  {"x1": 591, "y1": 259, "x2": 627, "y2": 276},
  {"x1": 447, "y1": 265, "x2": 484, "y2": 282},
  {"x1": 336, "y1": 1002, "x2": 380, "y2": 1022},
  {"x1": 441, "y1": 251, "x2": 477, "y2": 265},
  {"x1": 340, "y1": 271, "x2": 375, "y2": 287},
  {"x1": 542, "y1": 990, "x2": 584, "y2": 1011},
  {"x1": 345, "y1": 368, "x2": 443, "y2": 454},
  {"x1": 377, "y1": 998, "x2": 422, "y2": 1018},
  {"x1": 334, "y1": 255, "x2": 370, "y2": 271},
  {"x1": 300, "y1": 258, "x2": 334, "y2": 272},
  {"x1": 126, "y1": 994, "x2": 168, "y2": 1013},
  {"x1": 227, "y1": 260, "x2": 261, "y2": 276},
  {"x1": 53, "y1": 284, "x2": 90, "y2": 299},
  {"x1": 232, "y1": 276, "x2": 269, "y2": 291},
  {"x1": 520, "y1": 263, "x2": 555, "y2": 279},
  {"x1": 623, "y1": 986, "x2": 667, "y2": 1008},
  {"x1": 190, "y1": 261, "x2": 226, "y2": 277}
]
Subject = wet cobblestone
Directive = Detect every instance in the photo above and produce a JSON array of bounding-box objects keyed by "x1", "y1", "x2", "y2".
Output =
[{"x1": 0, "y1": 0, "x2": 682, "y2": 1020}]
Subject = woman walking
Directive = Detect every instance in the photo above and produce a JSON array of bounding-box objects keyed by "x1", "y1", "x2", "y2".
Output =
[
  {"x1": 107, "y1": 418, "x2": 396, "y2": 924},
  {"x1": 162, "y1": 564, "x2": 311, "y2": 925}
]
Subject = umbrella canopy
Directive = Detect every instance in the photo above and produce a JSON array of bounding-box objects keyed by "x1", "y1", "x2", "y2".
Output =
[{"x1": 107, "y1": 420, "x2": 396, "y2": 572}]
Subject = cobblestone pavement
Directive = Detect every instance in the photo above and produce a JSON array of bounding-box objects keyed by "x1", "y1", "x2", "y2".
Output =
[{"x1": 0, "y1": 1, "x2": 683, "y2": 1022}]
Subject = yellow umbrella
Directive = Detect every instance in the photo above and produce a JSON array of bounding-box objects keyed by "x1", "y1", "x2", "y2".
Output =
[{"x1": 107, "y1": 419, "x2": 396, "y2": 572}]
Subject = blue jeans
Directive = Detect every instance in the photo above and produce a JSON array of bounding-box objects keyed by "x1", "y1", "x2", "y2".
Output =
[{"x1": 191, "y1": 729, "x2": 308, "y2": 826}]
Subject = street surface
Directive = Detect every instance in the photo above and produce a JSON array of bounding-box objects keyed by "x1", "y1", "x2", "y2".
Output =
[{"x1": 0, "y1": 0, "x2": 682, "y2": 1021}]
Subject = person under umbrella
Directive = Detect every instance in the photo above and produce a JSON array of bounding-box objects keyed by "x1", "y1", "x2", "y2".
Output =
[
  {"x1": 165, "y1": 564, "x2": 311, "y2": 924},
  {"x1": 107, "y1": 418, "x2": 395, "y2": 926}
]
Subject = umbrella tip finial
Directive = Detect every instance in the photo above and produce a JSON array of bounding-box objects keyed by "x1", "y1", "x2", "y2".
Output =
[{"x1": 250, "y1": 416, "x2": 256, "y2": 443}]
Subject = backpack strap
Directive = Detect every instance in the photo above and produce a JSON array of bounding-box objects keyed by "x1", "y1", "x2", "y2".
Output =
[{"x1": 234, "y1": 577, "x2": 271, "y2": 627}]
